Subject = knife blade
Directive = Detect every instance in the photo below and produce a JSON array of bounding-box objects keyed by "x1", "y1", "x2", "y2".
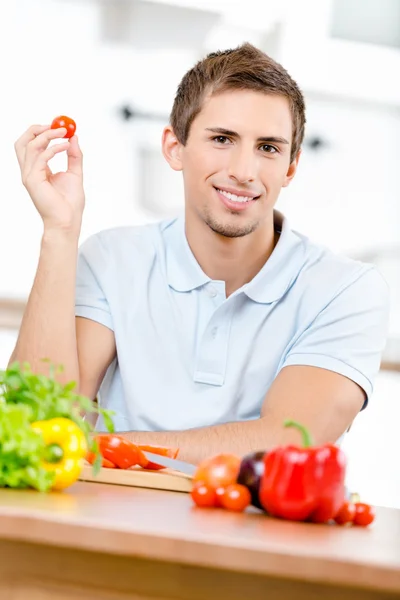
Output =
[{"x1": 142, "y1": 451, "x2": 196, "y2": 476}]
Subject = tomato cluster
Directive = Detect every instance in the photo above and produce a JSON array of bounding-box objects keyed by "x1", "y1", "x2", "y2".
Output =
[
  {"x1": 334, "y1": 501, "x2": 375, "y2": 527},
  {"x1": 190, "y1": 454, "x2": 376, "y2": 526},
  {"x1": 190, "y1": 453, "x2": 251, "y2": 512}
]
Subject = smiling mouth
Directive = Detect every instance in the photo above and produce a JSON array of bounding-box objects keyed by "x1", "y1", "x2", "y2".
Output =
[{"x1": 214, "y1": 187, "x2": 260, "y2": 203}]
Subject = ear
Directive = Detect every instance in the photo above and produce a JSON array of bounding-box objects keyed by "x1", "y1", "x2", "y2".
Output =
[
  {"x1": 161, "y1": 125, "x2": 183, "y2": 172},
  {"x1": 282, "y1": 149, "x2": 301, "y2": 188}
]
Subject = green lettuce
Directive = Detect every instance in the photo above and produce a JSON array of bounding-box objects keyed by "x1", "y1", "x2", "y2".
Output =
[{"x1": 0, "y1": 361, "x2": 115, "y2": 490}]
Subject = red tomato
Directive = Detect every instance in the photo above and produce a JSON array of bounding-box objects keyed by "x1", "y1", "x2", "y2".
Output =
[
  {"x1": 353, "y1": 503, "x2": 375, "y2": 527},
  {"x1": 51, "y1": 115, "x2": 76, "y2": 138},
  {"x1": 190, "y1": 482, "x2": 217, "y2": 508},
  {"x1": 334, "y1": 501, "x2": 356, "y2": 525},
  {"x1": 193, "y1": 454, "x2": 241, "y2": 489},
  {"x1": 220, "y1": 484, "x2": 251, "y2": 512},
  {"x1": 215, "y1": 486, "x2": 226, "y2": 507}
]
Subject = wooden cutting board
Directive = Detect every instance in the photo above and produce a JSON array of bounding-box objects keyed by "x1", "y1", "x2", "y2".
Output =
[{"x1": 79, "y1": 463, "x2": 192, "y2": 493}]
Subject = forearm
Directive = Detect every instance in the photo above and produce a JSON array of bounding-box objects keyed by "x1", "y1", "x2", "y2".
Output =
[
  {"x1": 120, "y1": 417, "x2": 300, "y2": 464},
  {"x1": 10, "y1": 230, "x2": 80, "y2": 383}
]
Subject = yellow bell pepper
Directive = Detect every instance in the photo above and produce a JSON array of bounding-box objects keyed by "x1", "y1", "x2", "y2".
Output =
[{"x1": 31, "y1": 418, "x2": 88, "y2": 491}]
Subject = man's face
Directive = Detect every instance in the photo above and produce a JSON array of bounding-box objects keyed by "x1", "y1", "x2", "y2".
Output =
[{"x1": 168, "y1": 90, "x2": 299, "y2": 238}]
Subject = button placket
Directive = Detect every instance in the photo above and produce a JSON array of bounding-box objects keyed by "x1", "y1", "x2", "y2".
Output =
[{"x1": 193, "y1": 302, "x2": 235, "y2": 386}]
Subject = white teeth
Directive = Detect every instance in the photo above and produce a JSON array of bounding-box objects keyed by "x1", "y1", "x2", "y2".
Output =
[{"x1": 217, "y1": 188, "x2": 254, "y2": 203}]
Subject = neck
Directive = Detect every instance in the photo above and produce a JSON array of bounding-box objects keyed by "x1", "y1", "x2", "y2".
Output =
[{"x1": 185, "y1": 214, "x2": 277, "y2": 297}]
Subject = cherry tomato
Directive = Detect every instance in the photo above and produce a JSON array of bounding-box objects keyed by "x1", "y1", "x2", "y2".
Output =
[
  {"x1": 51, "y1": 115, "x2": 76, "y2": 139},
  {"x1": 334, "y1": 501, "x2": 356, "y2": 525},
  {"x1": 215, "y1": 486, "x2": 226, "y2": 507},
  {"x1": 190, "y1": 482, "x2": 217, "y2": 508},
  {"x1": 220, "y1": 484, "x2": 251, "y2": 512},
  {"x1": 353, "y1": 503, "x2": 375, "y2": 527},
  {"x1": 193, "y1": 454, "x2": 241, "y2": 489}
]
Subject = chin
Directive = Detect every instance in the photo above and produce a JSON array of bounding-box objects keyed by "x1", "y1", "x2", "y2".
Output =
[{"x1": 204, "y1": 214, "x2": 260, "y2": 238}]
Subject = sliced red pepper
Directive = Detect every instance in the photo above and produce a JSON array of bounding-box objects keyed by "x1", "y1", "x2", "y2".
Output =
[
  {"x1": 259, "y1": 420, "x2": 346, "y2": 523},
  {"x1": 95, "y1": 434, "x2": 146, "y2": 470},
  {"x1": 86, "y1": 451, "x2": 116, "y2": 469},
  {"x1": 88, "y1": 436, "x2": 179, "y2": 471},
  {"x1": 137, "y1": 445, "x2": 179, "y2": 470}
]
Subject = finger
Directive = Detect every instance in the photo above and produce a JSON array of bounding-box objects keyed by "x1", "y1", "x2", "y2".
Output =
[
  {"x1": 14, "y1": 124, "x2": 51, "y2": 169},
  {"x1": 67, "y1": 135, "x2": 83, "y2": 176},
  {"x1": 24, "y1": 142, "x2": 70, "y2": 182},
  {"x1": 24, "y1": 128, "x2": 67, "y2": 172},
  {"x1": 26, "y1": 127, "x2": 67, "y2": 154}
]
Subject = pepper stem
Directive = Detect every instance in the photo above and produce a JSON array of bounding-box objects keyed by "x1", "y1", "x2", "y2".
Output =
[
  {"x1": 43, "y1": 443, "x2": 64, "y2": 464},
  {"x1": 284, "y1": 420, "x2": 314, "y2": 448}
]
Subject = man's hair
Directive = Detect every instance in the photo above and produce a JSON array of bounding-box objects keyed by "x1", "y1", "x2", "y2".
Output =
[{"x1": 170, "y1": 43, "x2": 306, "y2": 163}]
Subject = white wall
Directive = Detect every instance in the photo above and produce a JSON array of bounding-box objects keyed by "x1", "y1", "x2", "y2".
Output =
[
  {"x1": 341, "y1": 371, "x2": 400, "y2": 509},
  {"x1": 0, "y1": 0, "x2": 193, "y2": 296},
  {"x1": 277, "y1": 96, "x2": 400, "y2": 255}
]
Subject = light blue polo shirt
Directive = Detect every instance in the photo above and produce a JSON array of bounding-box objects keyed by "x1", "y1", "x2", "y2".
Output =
[{"x1": 75, "y1": 211, "x2": 390, "y2": 432}]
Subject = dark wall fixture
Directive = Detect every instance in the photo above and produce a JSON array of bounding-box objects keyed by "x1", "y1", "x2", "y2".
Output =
[
  {"x1": 305, "y1": 136, "x2": 329, "y2": 151},
  {"x1": 119, "y1": 104, "x2": 168, "y2": 123}
]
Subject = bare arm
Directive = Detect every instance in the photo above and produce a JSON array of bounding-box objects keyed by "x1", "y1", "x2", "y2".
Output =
[
  {"x1": 10, "y1": 236, "x2": 116, "y2": 394},
  {"x1": 10, "y1": 123, "x2": 116, "y2": 394},
  {"x1": 119, "y1": 365, "x2": 365, "y2": 464},
  {"x1": 9, "y1": 232, "x2": 80, "y2": 382}
]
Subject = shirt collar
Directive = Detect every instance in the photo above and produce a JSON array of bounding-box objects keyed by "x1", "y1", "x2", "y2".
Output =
[
  {"x1": 164, "y1": 211, "x2": 307, "y2": 303},
  {"x1": 244, "y1": 211, "x2": 307, "y2": 304},
  {"x1": 164, "y1": 216, "x2": 211, "y2": 292}
]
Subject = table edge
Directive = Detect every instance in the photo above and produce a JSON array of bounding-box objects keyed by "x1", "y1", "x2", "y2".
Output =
[{"x1": 0, "y1": 511, "x2": 399, "y2": 594}]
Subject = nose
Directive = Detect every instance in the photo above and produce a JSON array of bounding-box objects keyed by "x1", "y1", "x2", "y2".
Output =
[{"x1": 227, "y1": 145, "x2": 257, "y2": 184}]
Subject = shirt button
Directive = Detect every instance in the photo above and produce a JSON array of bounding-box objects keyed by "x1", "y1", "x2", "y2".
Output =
[
  {"x1": 206, "y1": 286, "x2": 218, "y2": 298},
  {"x1": 211, "y1": 326, "x2": 218, "y2": 338}
]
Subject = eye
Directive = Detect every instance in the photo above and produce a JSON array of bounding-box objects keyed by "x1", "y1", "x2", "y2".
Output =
[
  {"x1": 212, "y1": 135, "x2": 231, "y2": 145},
  {"x1": 260, "y1": 144, "x2": 278, "y2": 154}
]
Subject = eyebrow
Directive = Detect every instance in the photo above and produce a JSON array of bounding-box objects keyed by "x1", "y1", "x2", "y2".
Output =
[{"x1": 205, "y1": 127, "x2": 290, "y2": 146}]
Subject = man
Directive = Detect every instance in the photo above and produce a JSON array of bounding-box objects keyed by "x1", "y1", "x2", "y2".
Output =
[{"x1": 11, "y1": 43, "x2": 389, "y2": 464}]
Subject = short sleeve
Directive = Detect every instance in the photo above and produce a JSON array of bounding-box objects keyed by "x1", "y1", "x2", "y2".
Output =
[
  {"x1": 75, "y1": 234, "x2": 114, "y2": 331},
  {"x1": 280, "y1": 267, "x2": 390, "y2": 407}
]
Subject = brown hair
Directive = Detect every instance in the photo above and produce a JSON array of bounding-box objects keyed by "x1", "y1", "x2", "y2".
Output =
[{"x1": 170, "y1": 43, "x2": 306, "y2": 163}]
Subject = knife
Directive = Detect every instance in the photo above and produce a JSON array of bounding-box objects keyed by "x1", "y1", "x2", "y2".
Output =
[
  {"x1": 143, "y1": 452, "x2": 353, "y2": 499},
  {"x1": 142, "y1": 451, "x2": 196, "y2": 476}
]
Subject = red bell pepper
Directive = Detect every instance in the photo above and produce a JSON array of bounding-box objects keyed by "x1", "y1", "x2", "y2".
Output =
[
  {"x1": 259, "y1": 420, "x2": 346, "y2": 523},
  {"x1": 86, "y1": 451, "x2": 116, "y2": 469},
  {"x1": 93, "y1": 434, "x2": 147, "y2": 469},
  {"x1": 86, "y1": 435, "x2": 180, "y2": 471}
]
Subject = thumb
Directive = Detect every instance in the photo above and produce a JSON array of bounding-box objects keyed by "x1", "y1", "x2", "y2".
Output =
[{"x1": 67, "y1": 135, "x2": 83, "y2": 176}]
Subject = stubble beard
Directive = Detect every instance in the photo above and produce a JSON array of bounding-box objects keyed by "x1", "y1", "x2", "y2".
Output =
[{"x1": 201, "y1": 207, "x2": 261, "y2": 238}]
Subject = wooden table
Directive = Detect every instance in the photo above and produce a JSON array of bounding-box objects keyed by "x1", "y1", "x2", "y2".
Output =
[{"x1": 0, "y1": 482, "x2": 399, "y2": 599}]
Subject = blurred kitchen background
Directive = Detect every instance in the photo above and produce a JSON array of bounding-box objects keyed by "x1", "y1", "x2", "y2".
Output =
[{"x1": 0, "y1": 0, "x2": 399, "y2": 507}]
